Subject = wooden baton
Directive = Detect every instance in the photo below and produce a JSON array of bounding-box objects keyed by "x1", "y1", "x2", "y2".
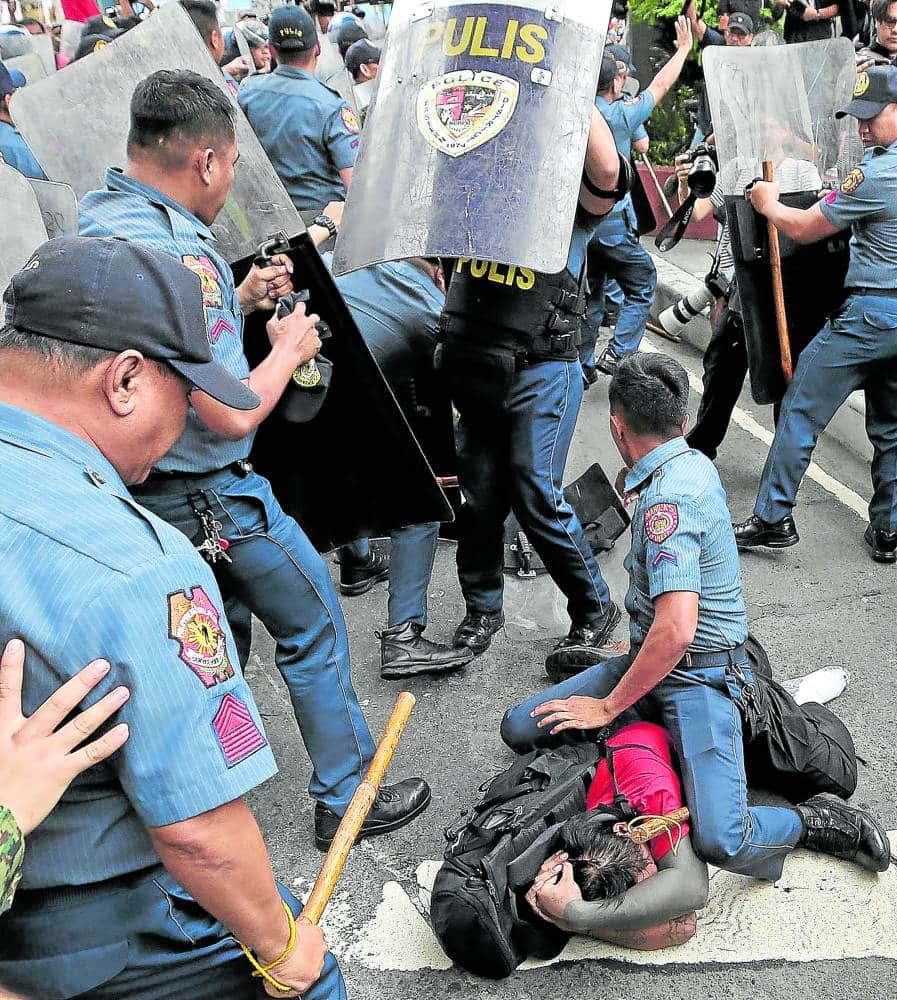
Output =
[
  {"x1": 300, "y1": 692, "x2": 416, "y2": 925},
  {"x1": 627, "y1": 807, "x2": 691, "y2": 844},
  {"x1": 641, "y1": 153, "x2": 674, "y2": 220},
  {"x1": 762, "y1": 160, "x2": 794, "y2": 381}
]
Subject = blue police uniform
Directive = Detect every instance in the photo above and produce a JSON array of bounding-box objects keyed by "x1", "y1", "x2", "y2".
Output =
[
  {"x1": 330, "y1": 258, "x2": 444, "y2": 628},
  {"x1": 79, "y1": 168, "x2": 378, "y2": 815},
  {"x1": 0, "y1": 403, "x2": 345, "y2": 1000},
  {"x1": 238, "y1": 65, "x2": 359, "y2": 217},
  {"x1": 581, "y1": 93, "x2": 657, "y2": 369},
  {"x1": 0, "y1": 119, "x2": 46, "y2": 179},
  {"x1": 502, "y1": 438, "x2": 805, "y2": 881},
  {"x1": 442, "y1": 213, "x2": 615, "y2": 626},
  {"x1": 753, "y1": 141, "x2": 897, "y2": 533}
]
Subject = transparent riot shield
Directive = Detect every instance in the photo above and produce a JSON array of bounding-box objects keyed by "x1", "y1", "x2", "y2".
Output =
[
  {"x1": 316, "y1": 31, "x2": 345, "y2": 82},
  {"x1": 703, "y1": 37, "x2": 861, "y2": 193},
  {"x1": 333, "y1": 0, "x2": 612, "y2": 276},
  {"x1": 27, "y1": 177, "x2": 79, "y2": 241},
  {"x1": 5, "y1": 51, "x2": 46, "y2": 83},
  {"x1": 10, "y1": 2, "x2": 304, "y2": 265},
  {"x1": 0, "y1": 162, "x2": 48, "y2": 293}
]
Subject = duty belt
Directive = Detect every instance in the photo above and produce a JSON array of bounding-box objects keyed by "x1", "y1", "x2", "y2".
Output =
[
  {"x1": 846, "y1": 287, "x2": 897, "y2": 299},
  {"x1": 629, "y1": 642, "x2": 747, "y2": 669}
]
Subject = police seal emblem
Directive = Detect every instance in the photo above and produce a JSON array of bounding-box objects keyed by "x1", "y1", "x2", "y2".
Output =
[
  {"x1": 416, "y1": 70, "x2": 519, "y2": 158},
  {"x1": 854, "y1": 71, "x2": 870, "y2": 97},
  {"x1": 644, "y1": 503, "x2": 680, "y2": 543},
  {"x1": 181, "y1": 254, "x2": 224, "y2": 309},
  {"x1": 168, "y1": 586, "x2": 235, "y2": 688},
  {"x1": 840, "y1": 167, "x2": 865, "y2": 194}
]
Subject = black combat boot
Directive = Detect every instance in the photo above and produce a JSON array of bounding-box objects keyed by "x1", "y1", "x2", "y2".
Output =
[
  {"x1": 339, "y1": 550, "x2": 389, "y2": 596},
  {"x1": 452, "y1": 610, "x2": 505, "y2": 655},
  {"x1": 545, "y1": 602, "x2": 622, "y2": 680},
  {"x1": 733, "y1": 514, "x2": 799, "y2": 550},
  {"x1": 314, "y1": 778, "x2": 431, "y2": 850},
  {"x1": 864, "y1": 525, "x2": 897, "y2": 564},
  {"x1": 796, "y1": 796, "x2": 892, "y2": 873},
  {"x1": 379, "y1": 621, "x2": 473, "y2": 679}
]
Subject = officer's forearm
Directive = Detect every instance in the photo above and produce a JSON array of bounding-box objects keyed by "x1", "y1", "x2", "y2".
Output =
[
  {"x1": 605, "y1": 592, "x2": 698, "y2": 716},
  {"x1": 149, "y1": 799, "x2": 291, "y2": 964},
  {"x1": 755, "y1": 199, "x2": 838, "y2": 244}
]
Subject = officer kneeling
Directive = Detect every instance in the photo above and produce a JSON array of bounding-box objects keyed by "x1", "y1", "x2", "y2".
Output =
[{"x1": 0, "y1": 238, "x2": 345, "y2": 1000}]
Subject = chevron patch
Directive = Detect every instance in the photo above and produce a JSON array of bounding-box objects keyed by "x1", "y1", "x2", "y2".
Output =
[
  {"x1": 652, "y1": 551, "x2": 677, "y2": 568},
  {"x1": 209, "y1": 317, "x2": 235, "y2": 343},
  {"x1": 212, "y1": 692, "x2": 267, "y2": 767}
]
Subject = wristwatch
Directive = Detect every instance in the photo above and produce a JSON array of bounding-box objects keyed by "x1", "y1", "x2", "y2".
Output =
[{"x1": 313, "y1": 214, "x2": 338, "y2": 239}]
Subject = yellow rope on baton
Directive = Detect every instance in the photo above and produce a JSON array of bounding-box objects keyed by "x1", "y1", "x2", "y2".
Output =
[
  {"x1": 238, "y1": 900, "x2": 297, "y2": 994},
  {"x1": 627, "y1": 807, "x2": 691, "y2": 856}
]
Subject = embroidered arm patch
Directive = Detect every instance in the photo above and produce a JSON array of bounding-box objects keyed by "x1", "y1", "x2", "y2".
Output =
[
  {"x1": 213, "y1": 692, "x2": 268, "y2": 767},
  {"x1": 168, "y1": 586, "x2": 235, "y2": 688},
  {"x1": 644, "y1": 502, "x2": 679, "y2": 543}
]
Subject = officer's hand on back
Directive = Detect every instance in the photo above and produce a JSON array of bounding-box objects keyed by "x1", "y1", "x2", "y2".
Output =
[
  {"x1": 259, "y1": 920, "x2": 328, "y2": 997},
  {"x1": 266, "y1": 299, "x2": 322, "y2": 369},
  {"x1": 239, "y1": 253, "x2": 295, "y2": 314},
  {"x1": 0, "y1": 639, "x2": 130, "y2": 837}
]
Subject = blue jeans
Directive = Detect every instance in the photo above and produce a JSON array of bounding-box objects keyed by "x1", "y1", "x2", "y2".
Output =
[
  {"x1": 582, "y1": 226, "x2": 657, "y2": 359},
  {"x1": 454, "y1": 358, "x2": 612, "y2": 623},
  {"x1": 0, "y1": 868, "x2": 346, "y2": 1000},
  {"x1": 500, "y1": 653, "x2": 803, "y2": 881},
  {"x1": 340, "y1": 522, "x2": 441, "y2": 626},
  {"x1": 131, "y1": 467, "x2": 376, "y2": 813},
  {"x1": 754, "y1": 295, "x2": 897, "y2": 531}
]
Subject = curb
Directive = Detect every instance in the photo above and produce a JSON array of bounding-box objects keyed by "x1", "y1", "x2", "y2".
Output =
[{"x1": 647, "y1": 248, "x2": 872, "y2": 463}]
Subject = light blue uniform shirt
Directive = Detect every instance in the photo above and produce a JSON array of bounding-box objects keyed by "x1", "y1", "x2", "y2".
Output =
[
  {"x1": 0, "y1": 403, "x2": 276, "y2": 889},
  {"x1": 595, "y1": 91, "x2": 655, "y2": 235},
  {"x1": 80, "y1": 169, "x2": 251, "y2": 473},
  {"x1": 0, "y1": 120, "x2": 46, "y2": 179},
  {"x1": 238, "y1": 65, "x2": 359, "y2": 215},
  {"x1": 623, "y1": 437, "x2": 748, "y2": 652},
  {"x1": 819, "y1": 140, "x2": 897, "y2": 290}
]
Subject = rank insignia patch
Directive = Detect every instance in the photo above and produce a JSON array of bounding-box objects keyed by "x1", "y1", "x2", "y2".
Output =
[
  {"x1": 212, "y1": 692, "x2": 267, "y2": 767},
  {"x1": 416, "y1": 70, "x2": 519, "y2": 158},
  {"x1": 839, "y1": 168, "x2": 865, "y2": 194},
  {"x1": 168, "y1": 586, "x2": 235, "y2": 688},
  {"x1": 181, "y1": 255, "x2": 224, "y2": 309},
  {"x1": 644, "y1": 503, "x2": 679, "y2": 543},
  {"x1": 340, "y1": 106, "x2": 360, "y2": 134},
  {"x1": 209, "y1": 317, "x2": 235, "y2": 343},
  {"x1": 652, "y1": 550, "x2": 677, "y2": 568}
]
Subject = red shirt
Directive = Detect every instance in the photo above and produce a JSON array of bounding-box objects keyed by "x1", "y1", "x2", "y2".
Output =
[
  {"x1": 585, "y1": 721, "x2": 690, "y2": 860},
  {"x1": 60, "y1": 0, "x2": 100, "y2": 23}
]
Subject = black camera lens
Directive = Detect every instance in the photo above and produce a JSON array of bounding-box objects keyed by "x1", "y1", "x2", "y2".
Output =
[{"x1": 688, "y1": 154, "x2": 717, "y2": 197}]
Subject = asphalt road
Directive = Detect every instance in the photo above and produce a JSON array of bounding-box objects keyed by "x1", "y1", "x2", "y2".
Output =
[{"x1": 245, "y1": 328, "x2": 897, "y2": 1000}]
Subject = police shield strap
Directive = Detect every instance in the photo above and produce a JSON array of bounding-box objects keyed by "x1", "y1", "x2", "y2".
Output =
[{"x1": 333, "y1": 0, "x2": 612, "y2": 276}]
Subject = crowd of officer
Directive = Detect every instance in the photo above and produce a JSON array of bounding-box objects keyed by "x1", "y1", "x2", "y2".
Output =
[{"x1": 1, "y1": 0, "x2": 896, "y2": 996}]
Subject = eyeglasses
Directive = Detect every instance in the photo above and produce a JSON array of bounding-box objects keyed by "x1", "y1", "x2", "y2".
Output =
[{"x1": 878, "y1": 14, "x2": 897, "y2": 26}]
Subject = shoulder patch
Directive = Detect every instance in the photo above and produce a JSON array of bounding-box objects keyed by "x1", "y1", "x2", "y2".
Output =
[
  {"x1": 340, "y1": 106, "x2": 360, "y2": 134},
  {"x1": 212, "y1": 692, "x2": 268, "y2": 767},
  {"x1": 839, "y1": 167, "x2": 865, "y2": 194},
  {"x1": 644, "y1": 502, "x2": 679, "y2": 543},
  {"x1": 181, "y1": 254, "x2": 223, "y2": 309},
  {"x1": 168, "y1": 586, "x2": 235, "y2": 688}
]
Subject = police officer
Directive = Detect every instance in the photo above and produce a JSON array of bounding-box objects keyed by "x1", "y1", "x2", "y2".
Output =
[
  {"x1": 179, "y1": 0, "x2": 248, "y2": 96},
  {"x1": 80, "y1": 70, "x2": 429, "y2": 850},
  {"x1": 330, "y1": 255, "x2": 475, "y2": 678},
  {"x1": 0, "y1": 237, "x2": 345, "y2": 999},
  {"x1": 501, "y1": 352, "x2": 891, "y2": 881},
  {"x1": 438, "y1": 108, "x2": 627, "y2": 674},
  {"x1": 239, "y1": 5, "x2": 360, "y2": 223},
  {"x1": 585, "y1": 19, "x2": 691, "y2": 378},
  {"x1": 734, "y1": 65, "x2": 897, "y2": 564},
  {"x1": 0, "y1": 61, "x2": 45, "y2": 179}
]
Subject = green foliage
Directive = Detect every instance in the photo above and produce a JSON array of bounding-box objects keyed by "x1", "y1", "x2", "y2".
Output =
[
  {"x1": 647, "y1": 83, "x2": 698, "y2": 164},
  {"x1": 628, "y1": 0, "x2": 720, "y2": 27}
]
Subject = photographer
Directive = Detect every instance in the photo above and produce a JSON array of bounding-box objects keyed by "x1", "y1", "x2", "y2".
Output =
[{"x1": 672, "y1": 120, "x2": 821, "y2": 460}]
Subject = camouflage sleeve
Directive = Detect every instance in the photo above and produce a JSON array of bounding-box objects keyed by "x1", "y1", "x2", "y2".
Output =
[{"x1": 0, "y1": 807, "x2": 25, "y2": 915}]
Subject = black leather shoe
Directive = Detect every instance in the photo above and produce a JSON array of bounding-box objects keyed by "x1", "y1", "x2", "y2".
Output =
[
  {"x1": 314, "y1": 778, "x2": 431, "y2": 851},
  {"x1": 797, "y1": 795, "x2": 892, "y2": 873},
  {"x1": 733, "y1": 514, "x2": 799, "y2": 551},
  {"x1": 452, "y1": 610, "x2": 505, "y2": 655},
  {"x1": 379, "y1": 621, "x2": 473, "y2": 679},
  {"x1": 595, "y1": 348, "x2": 621, "y2": 377},
  {"x1": 864, "y1": 525, "x2": 897, "y2": 564},
  {"x1": 545, "y1": 602, "x2": 623, "y2": 681},
  {"x1": 339, "y1": 551, "x2": 389, "y2": 596}
]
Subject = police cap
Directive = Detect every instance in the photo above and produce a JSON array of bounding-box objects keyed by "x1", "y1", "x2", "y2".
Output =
[
  {"x1": 836, "y1": 65, "x2": 897, "y2": 120},
  {"x1": 269, "y1": 4, "x2": 317, "y2": 51}
]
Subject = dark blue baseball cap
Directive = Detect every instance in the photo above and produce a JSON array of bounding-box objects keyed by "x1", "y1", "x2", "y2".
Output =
[
  {"x1": 269, "y1": 4, "x2": 317, "y2": 50},
  {"x1": 836, "y1": 65, "x2": 897, "y2": 120},
  {"x1": 0, "y1": 60, "x2": 26, "y2": 99},
  {"x1": 3, "y1": 237, "x2": 259, "y2": 411}
]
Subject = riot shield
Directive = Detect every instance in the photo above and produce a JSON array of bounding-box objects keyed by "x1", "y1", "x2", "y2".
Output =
[
  {"x1": 333, "y1": 0, "x2": 613, "y2": 276},
  {"x1": 316, "y1": 31, "x2": 345, "y2": 81},
  {"x1": 4, "y1": 51, "x2": 46, "y2": 83},
  {"x1": 354, "y1": 77, "x2": 377, "y2": 114},
  {"x1": 0, "y1": 162, "x2": 48, "y2": 293},
  {"x1": 30, "y1": 32, "x2": 56, "y2": 75},
  {"x1": 27, "y1": 177, "x2": 79, "y2": 241},
  {"x1": 10, "y1": 3, "x2": 304, "y2": 265}
]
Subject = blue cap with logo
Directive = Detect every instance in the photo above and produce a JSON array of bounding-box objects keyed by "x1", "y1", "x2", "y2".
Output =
[
  {"x1": 269, "y1": 4, "x2": 317, "y2": 50},
  {"x1": 836, "y1": 65, "x2": 897, "y2": 120}
]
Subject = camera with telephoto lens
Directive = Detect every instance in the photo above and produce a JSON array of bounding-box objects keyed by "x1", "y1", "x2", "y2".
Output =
[
  {"x1": 679, "y1": 142, "x2": 719, "y2": 198},
  {"x1": 658, "y1": 269, "x2": 730, "y2": 338}
]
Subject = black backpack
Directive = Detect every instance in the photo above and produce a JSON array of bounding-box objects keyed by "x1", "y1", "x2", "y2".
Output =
[{"x1": 429, "y1": 741, "x2": 631, "y2": 980}]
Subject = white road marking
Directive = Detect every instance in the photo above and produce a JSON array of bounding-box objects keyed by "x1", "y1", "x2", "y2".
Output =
[
  {"x1": 641, "y1": 336, "x2": 870, "y2": 521},
  {"x1": 311, "y1": 835, "x2": 897, "y2": 972}
]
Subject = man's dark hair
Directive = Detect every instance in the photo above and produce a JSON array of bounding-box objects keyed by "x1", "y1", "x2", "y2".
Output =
[
  {"x1": 127, "y1": 70, "x2": 236, "y2": 168},
  {"x1": 608, "y1": 352, "x2": 689, "y2": 439},
  {"x1": 179, "y1": 0, "x2": 219, "y2": 45},
  {"x1": 17, "y1": 16, "x2": 46, "y2": 31},
  {"x1": 559, "y1": 814, "x2": 649, "y2": 902},
  {"x1": 872, "y1": 0, "x2": 897, "y2": 21}
]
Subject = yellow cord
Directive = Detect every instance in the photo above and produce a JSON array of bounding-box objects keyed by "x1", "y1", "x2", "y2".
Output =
[
  {"x1": 627, "y1": 813, "x2": 685, "y2": 856},
  {"x1": 238, "y1": 900, "x2": 297, "y2": 994}
]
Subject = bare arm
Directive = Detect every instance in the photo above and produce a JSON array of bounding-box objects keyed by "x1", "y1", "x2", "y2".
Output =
[
  {"x1": 579, "y1": 107, "x2": 620, "y2": 216},
  {"x1": 647, "y1": 17, "x2": 692, "y2": 107},
  {"x1": 749, "y1": 181, "x2": 839, "y2": 244},
  {"x1": 633, "y1": 135, "x2": 650, "y2": 156}
]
